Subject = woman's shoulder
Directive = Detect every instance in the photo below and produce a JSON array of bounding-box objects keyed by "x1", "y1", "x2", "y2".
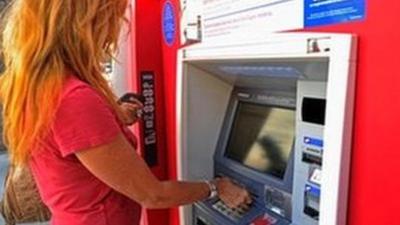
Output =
[
  {"x1": 51, "y1": 76, "x2": 121, "y2": 157},
  {"x1": 62, "y1": 76, "x2": 94, "y2": 96},
  {"x1": 61, "y1": 75, "x2": 103, "y2": 100},
  {"x1": 58, "y1": 76, "x2": 108, "y2": 111}
]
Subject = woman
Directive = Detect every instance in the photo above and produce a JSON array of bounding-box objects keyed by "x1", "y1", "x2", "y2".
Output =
[{"x1": 0, "y1": 0, "x2": 250, "y2": 225}]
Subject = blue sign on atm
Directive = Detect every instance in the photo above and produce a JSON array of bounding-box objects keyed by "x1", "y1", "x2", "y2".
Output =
[
  {"x1": 304, "y1": 136, "x2": 324, "y2": 148},
  {"x1": 304, "y1": 0, "x2": 366, "y2": 27},
  {"x1": 162, "y1": 1, "x2": 176, "y2": 46}
]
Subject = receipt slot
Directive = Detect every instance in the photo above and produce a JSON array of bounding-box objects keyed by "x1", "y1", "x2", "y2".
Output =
[{"x1": 176, "y1": 33, "x2": 357, "y2": 225}]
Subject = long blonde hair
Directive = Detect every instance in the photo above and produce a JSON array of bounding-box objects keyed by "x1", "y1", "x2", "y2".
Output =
[{"x1": 0, "y1": 0, "x2": 128, "y2": 165}]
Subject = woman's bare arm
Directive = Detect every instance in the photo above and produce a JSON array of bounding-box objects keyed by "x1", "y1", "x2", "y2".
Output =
[{"x1": 76, "y1": 133, "x2": 250, "y2": 209}]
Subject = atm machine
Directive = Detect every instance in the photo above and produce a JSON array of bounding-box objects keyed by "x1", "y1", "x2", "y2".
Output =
[
  {"x1": 194, "y1": 87, "x2": 296, "y2": 225},
  {"x1": 176, "y1": 33, "x2": 357, "y2": 225}
]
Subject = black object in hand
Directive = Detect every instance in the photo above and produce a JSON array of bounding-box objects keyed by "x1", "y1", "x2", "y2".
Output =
[
  {"x1": 118, "y1": 93, "x2": 145, "y2": 119},
  {"x1": 118, "y1": 93, "x2": 145, "y2": 104}
]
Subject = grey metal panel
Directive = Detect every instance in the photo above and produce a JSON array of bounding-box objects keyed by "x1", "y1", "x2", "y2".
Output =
[{"x1": 292, "y1": 81, "x2": 327, "y2": 225}]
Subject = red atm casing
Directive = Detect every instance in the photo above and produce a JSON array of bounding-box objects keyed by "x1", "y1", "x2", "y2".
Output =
[{"x1": 157, "y1": 1, "x2": 400, "y2": 225}]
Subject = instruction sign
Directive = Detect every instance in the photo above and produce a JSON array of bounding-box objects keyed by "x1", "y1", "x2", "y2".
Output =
[
  {"x1": 202, "y1": 0, "x2": 303, "y2": 42},
  {"x1": 304, "y1": 0, "x2": 366, "y2": 27}
]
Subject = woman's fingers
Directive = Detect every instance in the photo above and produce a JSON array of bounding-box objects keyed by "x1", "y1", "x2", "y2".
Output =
[
  {"x1": 121, "y1": 103, "x2": 143, "y2": 116},
  {"x1": 245, "y1": 193, "x2": 253, "y2": 204},
  {"x1": 120, "y1": 102, "x2": 143, "y2": 125},
  {"x1": 124, "y1": 98, "x2": 144, "y2": 107},
  {"x1": 216, "y1": 177, "x2": 252, "y2": 209},
  {"x1": 121, "y1": 102, "x2": 143, "y2": 111}
]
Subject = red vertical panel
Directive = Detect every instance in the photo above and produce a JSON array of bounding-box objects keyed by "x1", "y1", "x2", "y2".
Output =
[
  {"x1": 135, "y1": 0, "x2": 169, "y2": 224},
  {"x1": 159, "y1": 0, "x2": 181, "y2": 224},
  {"x1": 135, "y1": 0, "x2": 167, "y2": 178},
  {"x1": 159, "y1": 0, "x2": 180, "y2": 183}
]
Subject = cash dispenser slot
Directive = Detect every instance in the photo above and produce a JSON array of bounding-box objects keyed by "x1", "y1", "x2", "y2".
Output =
[{"x1": 265, "y1": 188, "x2": 290, "y2": 218}]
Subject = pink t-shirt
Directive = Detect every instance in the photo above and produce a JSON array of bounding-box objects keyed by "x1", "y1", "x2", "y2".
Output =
[{"x1": 29, "y1": 76, "x2": 141, "y2": 225}]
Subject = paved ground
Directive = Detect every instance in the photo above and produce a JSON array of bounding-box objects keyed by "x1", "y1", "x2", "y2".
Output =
[{"x1": 0, "y1": 153, "x2": 48, "y2": 225}]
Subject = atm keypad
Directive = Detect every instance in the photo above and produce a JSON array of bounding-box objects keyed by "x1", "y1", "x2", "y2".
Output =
[{"x1": 212, "y1": 200, "x2": 249, "y2": 221}]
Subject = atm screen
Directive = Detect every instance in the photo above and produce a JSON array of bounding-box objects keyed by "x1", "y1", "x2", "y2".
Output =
[{"x1": 224, "y1": 102, "x2": 295, "y2": 179}]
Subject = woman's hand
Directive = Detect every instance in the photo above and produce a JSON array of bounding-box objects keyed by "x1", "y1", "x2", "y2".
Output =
[
  {"x1": 216, "y1": 177, "x2": 252, "y2": 209},
  {"x1": 120, "y1": 101, "x2": 143, "y2": 126}
]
